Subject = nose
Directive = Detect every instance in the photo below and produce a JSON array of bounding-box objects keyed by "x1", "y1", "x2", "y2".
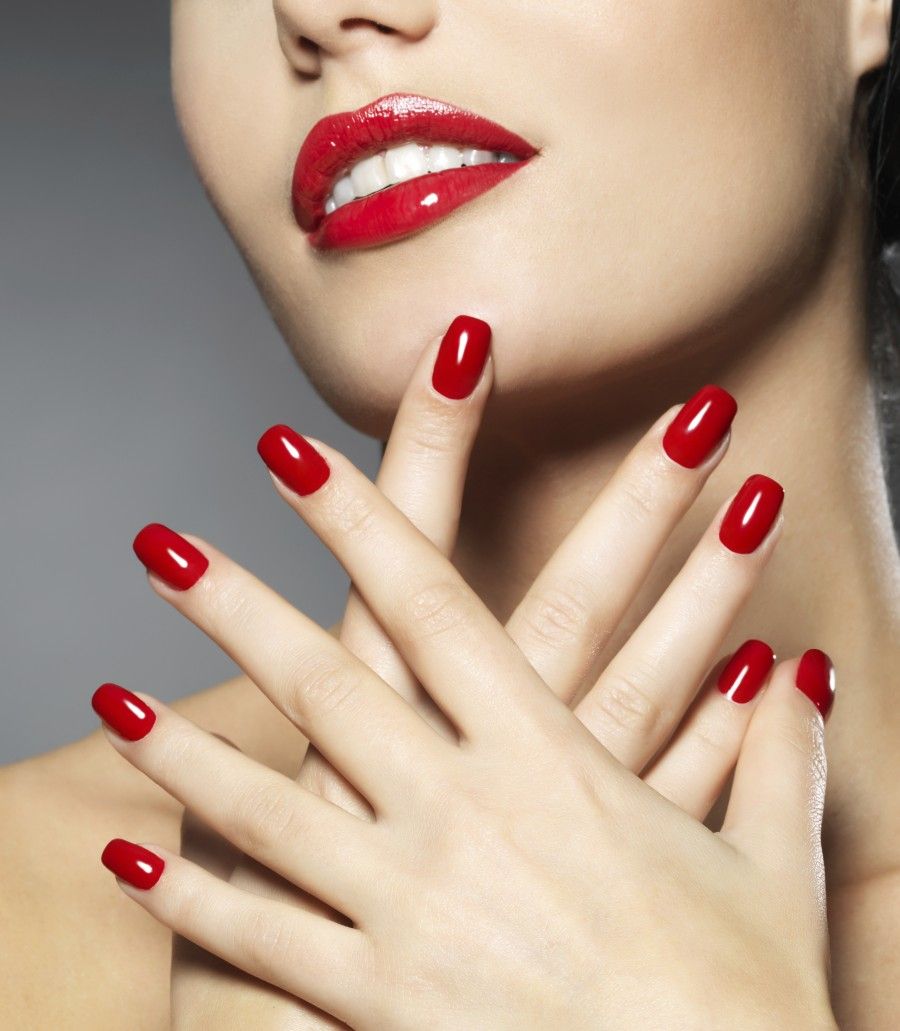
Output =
[{"x1": 273, "y1": 0, "x2": 438, "y2": 75}]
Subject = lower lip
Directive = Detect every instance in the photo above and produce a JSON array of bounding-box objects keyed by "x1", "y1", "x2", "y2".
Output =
[{"x1": 306, "y1": 160, "x2": 531, "y2": 251}]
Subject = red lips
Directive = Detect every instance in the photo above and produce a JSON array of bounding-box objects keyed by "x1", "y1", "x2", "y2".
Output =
[{"x1": 291, "y1": 92, "x2": 538, "y2": 250}]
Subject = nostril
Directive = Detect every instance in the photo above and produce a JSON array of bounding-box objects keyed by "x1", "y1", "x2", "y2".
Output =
[
  {"x1": 297, "y1": 35, "x2": 319, "y2": 54},
  {"x1": 339, "y1": 18, "x2": 395, "y2": 35}
]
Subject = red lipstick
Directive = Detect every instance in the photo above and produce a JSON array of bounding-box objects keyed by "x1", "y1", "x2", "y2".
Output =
[{"x1": 291, "y1": 92, "x2": 538, "y2": 251}]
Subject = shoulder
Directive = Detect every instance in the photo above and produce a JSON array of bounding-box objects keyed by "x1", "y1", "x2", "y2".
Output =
[
  {"x1": 0, "y1": 620, "x2": 342, "y2": 1026},
  {"x1": 0, "y1": 730, "x2": 179, "y2": 1027}
]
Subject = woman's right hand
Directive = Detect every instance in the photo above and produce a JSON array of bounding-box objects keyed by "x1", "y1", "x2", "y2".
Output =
[{"x1": 168, "y1": 314, "x2": 788, "y2": 1029}]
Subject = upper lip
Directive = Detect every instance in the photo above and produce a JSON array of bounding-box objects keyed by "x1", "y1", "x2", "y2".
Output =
[{"x1": 291, "y1": 92, "x2": 539, "y2": 232}]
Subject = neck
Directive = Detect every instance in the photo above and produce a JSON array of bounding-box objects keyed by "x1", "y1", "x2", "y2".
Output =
[{"x1": 451, "y1": 211, "x2": 900, "y2": 888}]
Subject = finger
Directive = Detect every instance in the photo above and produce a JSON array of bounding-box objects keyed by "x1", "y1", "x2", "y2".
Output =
[
  {"x1": 132, "y1": 523, "x2": 450, "y2": 810},
  {"x1": 255, "y1": 429, "x2": 569, "y2": 749},
  {"x1": 101, "y1": 841, "x2": 369, "y2": 1027},
  {"x1": 172, "y1": 802, "x2": 244, "y2": 995},
  {"x1": 93, "y1": 684, "x2": 389, "y2": 919},
  {"x1": 641, "y1": 639, "x2": 776, "y2": 819},
  {"x1": 339, "y1": 314, "x2": 492, "y2": 733},
  {"x1": 574, "y1": 473, "x2": 785, "y2": 770},
  {"x1": 506, "y1": 385, "x2": 736, "y2": 700},
  {"x1": 720, "y1": 651, "x2": 835, "y2": 886}
]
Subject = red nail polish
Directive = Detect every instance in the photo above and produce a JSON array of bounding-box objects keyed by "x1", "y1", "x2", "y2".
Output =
[
  {"x1": 431, "y1": 315, "x2": 492, "y2": 400},
  {"x1": 718, "y1": 474, "x2": 784, "y2": 554},
  {"x1": 257, "y1": 425, "x2": 330, "y2": 496},
  {"x1": 92, "y1": 683, "x2": 156, "y2": 740},
  {"x1": 133, "y1": 523, "x2": 209, "y2": 590},
  {"x1": 662, "y1": 385, "x2": 737, "y2": 468},
  {"x1": 795, "y1": 648, "x2": 836, "y2": 719},
  {"x1": 717, "y1": 639, "x2": 775, "y2": 703},
  {"x1": 101, "y1": 839, "x2": 165, "y2": 889}
]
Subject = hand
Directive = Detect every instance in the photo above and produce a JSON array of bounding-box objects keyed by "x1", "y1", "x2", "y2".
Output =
[
  {"x1": 94, "y1": 319, "x2": 836, "y2": 1027},
  {"x1": 166, "y1": 317, "x2": 766, "y2": 1029}
]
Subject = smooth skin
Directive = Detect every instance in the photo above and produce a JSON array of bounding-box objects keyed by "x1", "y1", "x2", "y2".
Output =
[
  {"x1": 170, "y1": 333, "x2": 779, "y2": 1029},
  {"x1": 163, "y1": 0, "x2": 900, "y2": 1025},
  {"x1": 2, "y1": 0, "x2": 898, "y2": 1026},
  {"x1": 100, "y1": 336, "x2": 836, "y2": 1028}
]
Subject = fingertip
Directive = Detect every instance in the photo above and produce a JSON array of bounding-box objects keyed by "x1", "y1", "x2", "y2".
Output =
[
  {"x1": 794, "y1": 648, "x2": 836, "y2": 721},
  {"x1": 101, "y1": 838, "x2": 166, "y2": 890}
]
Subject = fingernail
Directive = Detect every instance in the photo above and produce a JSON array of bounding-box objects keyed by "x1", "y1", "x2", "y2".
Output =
[
  {"x1": 717, "y1": 639, "x2": 775, "y2": 703},
  {"x1": 92, "y1": 683, "x2": 156, "y2": 740},
  {"x1": 718, "y1": 474, "x2": 784, "y2": 554},
  {"x1": 431, "y1": 315, "x2": 492, "y2": 400},
  {"x1": 257, "y1": 424, "x2": 331, "y2": 496},
  {"x1": 795, "y1": 648, "x2": 836, "y2": 719},
  {"x1": 101, "y1": 839, "x2": 165, "y2": 889},
  {"x1": 662, "y1": 384, "x2": 737, "y2": 468},
  {"x1": 133, "y1": 523, "x2": 209, "y2": 590}
]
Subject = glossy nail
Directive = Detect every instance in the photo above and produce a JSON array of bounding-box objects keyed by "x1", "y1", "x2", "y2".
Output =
[
  {"x1": 257, "y1": 424, "x2": 330, "y2": 496},
  {"x1": 91, "y1": 683, "x2": 156, "y2": 740},
  {"x1": 718, "y1": 474, "x2": 784, "y2": 554},
  {"x1": 717, "y1": 639, "x2": 775, "y2": 703},
  {"x1": 795, "y1": 648, "x2": 836, "y2": 719},
  {"x1": 101, "y1": 839, "x2": 165, "y2": 890},
  {"x1": 431, "y1": 315, "x2": 492, "y2": 400},
  {"x1": 662, "y1": 384, "x2": 737, "y2": 468},
  {"x1": 132, "y1": 523, "x2": 209, "y2": 590}
]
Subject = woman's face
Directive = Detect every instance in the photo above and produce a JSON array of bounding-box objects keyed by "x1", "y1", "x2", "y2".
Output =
[{"x1": 171, "y1": 1, "x2": 860, "y2": 436}]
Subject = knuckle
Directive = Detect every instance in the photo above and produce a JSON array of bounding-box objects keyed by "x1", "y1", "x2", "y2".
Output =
[
  {"x1": 517, "y1": 576, "x2": 595, "y2": 649},
  {"x1": 232, "y1": 781, "x2": 303, "y2": 857},
  {"x1": 686, "y1": 709, "x2": 732, "y2": 762},
  {"x1": 402, "y1": 577, "x2": 469, "y2": 643},
  {"x1": 774, "y1": 710, "x2": 828, "y2": 784},
  {"x1": 592, "y1": 671, "x2": 663, "y2": 738},
  {"x1": 324, "y1": 479, "x2": 380, "y2": 543},
  {"x1": 400, "y1": 402, "x2": 459, "y2": 461},
  {"x1": 617, "y1": 466, "x2": 661, "y2": 525},
  {"x1": 204, "y1": 577, "x2": 260, "y2": 633},
  {"x1": 284, "y1": 652, "x2": 361, "y2": 726},
  {"x1": 169, "y1": 880, "x2": 214, "y2": 933}
]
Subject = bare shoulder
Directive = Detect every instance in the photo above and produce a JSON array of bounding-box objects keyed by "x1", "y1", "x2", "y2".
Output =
[
  {"x1": 0, "y1": 727, "x2": 179, "y2": 1028},
  {"x1": 0, "y1": 621, "x2": 341, "y2": 1027}
]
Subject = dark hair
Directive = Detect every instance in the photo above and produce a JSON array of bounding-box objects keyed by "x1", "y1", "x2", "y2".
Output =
[{"x1": 865, "y1": 1, "x2": 900, "y2": 542}]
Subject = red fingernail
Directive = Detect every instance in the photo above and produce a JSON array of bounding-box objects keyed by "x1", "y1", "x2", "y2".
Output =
[
  {"x1": 133, "y1": 523, "x2": 209, "y2": 590},
  {"x1": 718, "y1": 474, "x2": 784, "y2": 554},
  {"x1": 717, "y1": 639, "x2": 775, "y2": 703},
  {"x1": 92, "y1": 683, "x2": 156, "y2": 740},
  {"x1": 662, "y1": 384, "x2": 737, "y2": 468},
  {"x1": 101, "y1": 839, "x2": 165, "y2": 890},
  {"x1": 257, "y1": 424, "x2": 330, "y2": 496},
  {"x1": 431, "y1": 315, "x2": 492, "y2": 400},
  {"x1": 795, "y1": 648, "x2": 836, "y2": 719}
]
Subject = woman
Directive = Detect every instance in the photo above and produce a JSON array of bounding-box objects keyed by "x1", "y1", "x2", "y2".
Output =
[{"x1": 2, "y1": 0, "x2": 898, "y2": 1027}]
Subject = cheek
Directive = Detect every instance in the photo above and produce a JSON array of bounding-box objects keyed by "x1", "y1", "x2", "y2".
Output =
[
  {"x1": 531, "y1": 0, "x2": 848, "y2": 359},
  {"x1": 169, "y1": 0, "x2": 849, "y2": 438},
  {"x1": 171, "y1": 2, "x2": 302, "y2": 272}
]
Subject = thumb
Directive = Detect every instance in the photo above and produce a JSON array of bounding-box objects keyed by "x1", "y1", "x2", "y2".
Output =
[{"x1": 720, "y1": 650, "x2": 835, "y2": 893}]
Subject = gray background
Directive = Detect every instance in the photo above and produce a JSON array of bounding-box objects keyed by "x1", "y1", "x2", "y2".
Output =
[{"x1": 1, "y1": 4, "x2": 380, "y2": 763}]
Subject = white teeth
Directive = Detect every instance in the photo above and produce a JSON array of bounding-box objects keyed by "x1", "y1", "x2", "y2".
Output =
[
  {"x1": 426, "y1": 145, "x2": 464, "y2": 173},
  {"x1": 462, "y1": 148, "x2": 495, "y2": 166},
  {"x1": 384, "y1": 142, "x2": 429, "y2": 184},
  {"x1": 323, "y1": 142, "x2": 522, "y2": 214},
  {"x1": 332, "y1": 174, "x2": 356, "y2": 209},
  {"x1": 349, "y1": 153, "x2": 390, "y2": 197}
]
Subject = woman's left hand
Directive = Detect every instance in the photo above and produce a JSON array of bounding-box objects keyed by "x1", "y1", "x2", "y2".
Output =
[{"x1": 96, "y1": 435, "x2": 837, "y2": 1029}]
